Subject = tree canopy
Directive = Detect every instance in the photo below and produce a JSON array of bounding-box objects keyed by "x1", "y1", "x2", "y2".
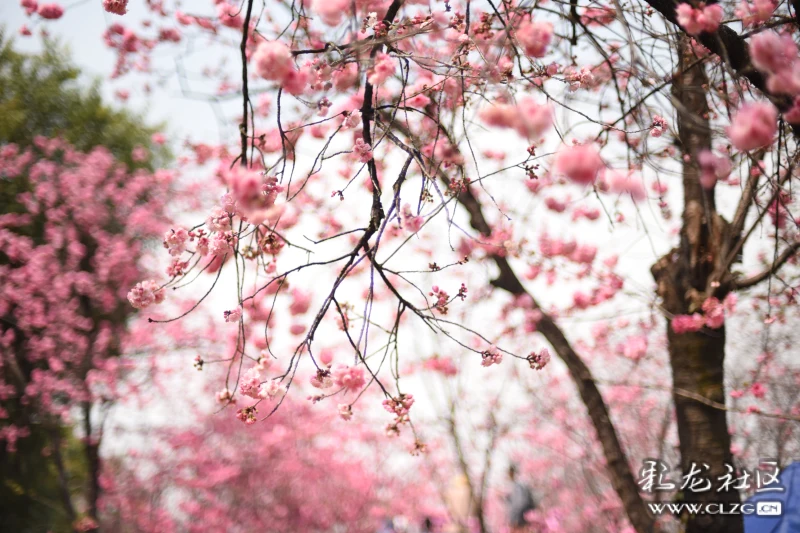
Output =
[{"x1": 0, "y1": 37, "x2": 172, "y2": 533}]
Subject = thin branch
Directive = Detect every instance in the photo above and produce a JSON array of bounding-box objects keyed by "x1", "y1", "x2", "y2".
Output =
[{"x1": 732, "y1": 242, "x2": 800, "y2": 289}]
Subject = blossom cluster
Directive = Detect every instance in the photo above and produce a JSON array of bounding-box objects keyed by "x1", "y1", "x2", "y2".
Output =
[
  {"x1": 527, "y1": 348, "x2": 551, "y2": 370},
  {"x1": 383, "y1": 393, "x2": 414, "y2": 437},
  {"x1": 553, "y1": 144, "x2": 605, "y2": 185},
  {"x1": 479, "y1": 98, "x2": 553, "y2": 140},
  {"x1": 671, "y1": 294, "x2": 737, "y2": 334},
  {"x1": 481, "y1": 346, "x2": 503, "y2": 367},
  {"x1": 675, "y1": 3, "x2": 724, "y2": 35},
  {"x1": 750, "y1": 31, "x2": 800, "y2": 97},
  {"x1": 332, "y1": 363, "x2": 366, "y2": 393},
  {"x1": 20, "y1": 1, "x2": 65, "y2": 19},
  {"x1": 697, "y1": 150, "x2": 732, "y2": 189},
  {"x1": 430, "y1": 286, "x2": 451, "y2": 314},
  {"x1": 0, "y1": 138, "x2": 172, "y2": 450},
  {"x1": 735, "y1": 0, "x2": 776, "y2": 26},
  {"x1": 253, "y1": 40, "x2": 308, "y2": 96},
  {"x1": 102, "y1": 0, "x2": 128, "y2": 15},
  {"x1": 516, "y1": 19, "x2": 554, "y2": 58},
  {"x1": 127, "y1": 280, "x2": 166, "y2": 309},
  {"x1": 728, "y1": 102, "x2": 778, "y2": 152}
]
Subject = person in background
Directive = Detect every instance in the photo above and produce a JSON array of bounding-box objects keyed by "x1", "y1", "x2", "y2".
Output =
[
  {"x1": 506, "y1": 464, "x2": 537, "y2": 532},
  {"x1": 378, "y1": 517, "x2": 396, "y2": 533},
  {"x1": 444, "y1": 474, "x2": 473, "y2": 532}
]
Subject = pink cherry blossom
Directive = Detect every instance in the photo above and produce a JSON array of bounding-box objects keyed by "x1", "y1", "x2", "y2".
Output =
[
  {"x1": 311, "y1": 0, "x2": 349, "y2": 26},
  {"x1": 736, "y1": 0, "x2": 775, "y2": 26},
  {"x1": 622, "y1": 336, "x2": 647, "y2": 360},
  {"x1": 696, "y1": 150, "x2": 732, "y2": 189},
  {"x1": 37, "y1": 2, "x2": 64, "y2": 19},
  {"x1": 127, "y1": 280, "x2": 165, "y2": 309},
  {"x1": 281, "y1": 66, "x2": 309, "y2": 96},
  {"x1": 236, "y1": 406, "x2": 258, "y2": 424},
  {"x1": 217, "y1": 2, "x2": 243, "y2": 28},
  {"x1": 480, "y1": 98, "x2": 553, "y2": 140},
  {"x1": 318, "y1": 348, "x2": 334, "y2": 367},
  {"x1": 252, "y1": 40, "x2": 294, "y2": 81},
  {"x1": 605, "y1": 170, "x2": 646, "y2": 201},
  {"x1": 553, "y1": 144, "x2": 605, "y2": 185},
  {"x1": 699, "y1": 4, "x2": 724, "y2": 32},
  {"x1": 545, "y1": 197, "x2": 567, "y2": 213},
  {"x1": 22, "y1": 5, "x2": 800, "y2": 532},
  {"x1": 750, "y1": 382, "x2": 766, "y2": 398},
  {"x1": 21, "y1": 0, "x2": 38, "y2": 16},
  {"x1": 331, "y1": 363, "x2": 366, "y2": 392},
  {"x1": 102, "y1": 0, "x2": 127, "y2": 15},
  {"x1": 224, "y1": 305, "x2": 243, "y2": 323},
  {"x1": 571, "y1": 244, "x2": 597, "y2": 264},
  {"x1": 207, "y1": 231, "x2": 236, "y2": 256},
  {"x1": 163, "y1": 227, "x2": 189, "y2": 256},
  {"x1": 258, "y1": 379, "x2": 287, "y2": 400},
  {"x1": 750, "y1": 32, "x2": 797, "y2": 73},
  {"x1": 310, "y1": 369, "x2": 333, "y2": 389},
  {"x1": 207, "y1": 205, "x2": 232, "y2": 232},
  {"x1": 224, "y1": 166, "x2": 284, "y2": 223},
  {"x1": 342, "y1": 109, "x2": 362, "y2": 130},
  {"x1": 289, "y1": 323, "x2": 306, "y2": 335},
  {"x1": 748, "y1": 32, "x2": 800, "y2": 95},
  {"x1": 516, "y1": 19, "x2": 553, "y2": 58},
  {"x1": 671, "y1": 313, "x2": 706, "y2": 334},
  {"x1": 676, "y1": 4, "x2": 703, "y2": 34},
  {"x1": 289, "y1": 289, "x2": 312, "y2": 315},
  {"x1": 354, "y1": 138, "x2": 374, "y2": 163},
  {"x1": 481, "y1": 346, "x2": 503, "y2": 367},
  {"x1": 702, "y1": 297, "x2": 725, "y2": 329},
  {"x1": 338, "y1": 403, "x2": 353, "y2": 420},
  {"x1": 367, "y1": 53, "x2": 395, "y2": 85},
  {"x1": 527, "y1": 348, "x2": 550, "y2": 370},
  {"x1": 384, "y1": 394, "x2": 414, "y2": 417},
  {"x1": 651, "y1": 115, "x2": 668, "y2": 137},
  {"x1": 216, "y1": 388, "x2": 234, "y2": 404},
  {"x1": 402, "y1": 203, "x2": 424, "y2": 233},
  {"x1": 676, "y1": 3, "x2": 723, "y2": 35},
  {"x1": 581, "y1": 7, "x2": 616, "y2": 25},
  {"x1": 158, "y1": 28, "x2": 182, "y2": 43},
  {"x1": 728, "y1": 102, "x2": 778, "y2": 151},
  {"x1": 479, "y1": 104, "x2": 518, "y2": 130},
  {"x1": 239, "y1": 367, "x2": 262, "y2": 398}
]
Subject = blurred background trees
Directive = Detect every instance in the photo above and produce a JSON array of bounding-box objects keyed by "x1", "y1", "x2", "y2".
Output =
[{"x1": 0, "y1": 36, "x2": 171, "y2": 532}]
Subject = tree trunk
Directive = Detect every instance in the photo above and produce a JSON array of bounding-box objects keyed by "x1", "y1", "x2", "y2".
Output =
[
  {"x1": 83, "y1": 402, "x2": 101, "y2": 526},
  {"x1": 668, "y1": 328, "x2": 740, "y2": 533},
  {"x1": 651, "y1": 36, "x2": 742, "y2": 533}
]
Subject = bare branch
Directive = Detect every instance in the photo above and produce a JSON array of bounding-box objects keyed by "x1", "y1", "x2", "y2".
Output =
[{"x1": 732, "y1": 242, "x2": 800, "y2": 289}]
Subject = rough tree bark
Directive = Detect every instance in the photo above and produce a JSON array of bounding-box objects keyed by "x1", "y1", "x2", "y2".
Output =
[{"x1": 650, "y1": 35, "x2": 742, "y2": 533}]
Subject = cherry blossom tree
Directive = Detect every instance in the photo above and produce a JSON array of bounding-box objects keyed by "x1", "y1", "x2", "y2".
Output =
[
  {"x1": 101, "y1": 393, "x2": 439, "y2": 533},
  {"x1": 0, "y1": 39, "x2": 174, "y2": 530},
  {"x1": 11, "y1": 0, "x2": 800, "y2": 531}
]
